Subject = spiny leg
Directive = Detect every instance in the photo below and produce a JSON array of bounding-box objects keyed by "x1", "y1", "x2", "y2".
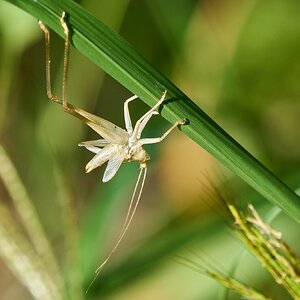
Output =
[{"x1": 139, "y1": 119, "x2": 186, "y2": 145}]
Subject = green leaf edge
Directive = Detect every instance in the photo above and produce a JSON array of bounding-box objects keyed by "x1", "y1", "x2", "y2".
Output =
[{"x1": 5, "y1": 0, "x2": 300, "y2": 224}]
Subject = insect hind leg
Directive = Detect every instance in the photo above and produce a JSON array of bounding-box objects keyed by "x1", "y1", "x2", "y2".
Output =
[
  {"x1": 39, "y1": 12, "x2": 72, "y2": 113},
  {"x1": 38, "y1": 21, "x2": 60, "y2": 104},
  {"x1": 60, "y1": 12, "x2": 71, "y2": 112}
]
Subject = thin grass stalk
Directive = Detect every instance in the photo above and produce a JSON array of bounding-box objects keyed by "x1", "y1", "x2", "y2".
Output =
[
  {"x1": 177, "y1": 256, "x2": 270, "y2": 300},
  {"x1": 0, "y1": 199, "x2": 63, "y2": 300},
  {"x1": 54, "y1": 167, "x2": 84, "y2": 300},
  {"x1": 207, "y1": 270, "x2": 271, "y2": 300},
  {"x1": 0, "y1": 145, "x2": 63, "y2": 291}
]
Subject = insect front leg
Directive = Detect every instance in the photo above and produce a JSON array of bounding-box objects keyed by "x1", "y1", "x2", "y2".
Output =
[
  {"x1": 124, "y1": 95, "x2": 139, "y2": 135},
  {"x1": 124, "y1": 91, "x2": 165, "y2": 136},
  {"x1": 139, "y1": 90, "x2": 167, "y2": 123},
  {"x1": 131, "y1": 90, "x2": 167, "y2": 141},
  {"x1": 136, "y1": 110, "x2": 159, "y2": 140},
  {"x1": 138, "y1": 119, "x2": 186, "y2": 145}
]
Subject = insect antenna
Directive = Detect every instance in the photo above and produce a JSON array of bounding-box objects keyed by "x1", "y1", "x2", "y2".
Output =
[
  {"x1": 86, "y1": 165, "x2": 147, "y2": 292},
  {"x1": 121, "y1": 166, "x2": 147, "y2": 232}
]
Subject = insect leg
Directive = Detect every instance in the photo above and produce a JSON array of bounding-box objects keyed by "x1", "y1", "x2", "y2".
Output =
[
  {"x1": 131, "y1": 90, "x2": 167, "y2": 141},
  {"x1": 136, "y1": 110, "x2": 159, "y2": 139},
  {"x1": 124, "y1": 95, "x2": 139, "y2": 135},
  {"x1": 148, "y1": 90, "x2": 168, "y2": 113},
  {"x1": 39, "y1": 12, "x2": 73, "y2": 112},
  {"x1": 139, "y1": 90, "x2": 167, "y2": 122},
  {"x1": 38, "y1": 21, "x2": 60, "y2": 104},
  {"x1": 138, "y1": 119, "x2": 186, "y2": 145},
  {"x1": 60, "y1": 12, "x2": 71, "y2": 112},
  {"x1": 124, "y1": 90, "x2": 167, "y2": 136}
]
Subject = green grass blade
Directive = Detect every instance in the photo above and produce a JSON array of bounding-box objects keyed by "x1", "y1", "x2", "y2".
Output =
[{"x1": 5, "y1": 0, "x2": 300, "y2": 223}]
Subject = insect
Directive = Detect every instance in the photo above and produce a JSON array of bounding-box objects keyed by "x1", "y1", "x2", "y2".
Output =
[{"x1": 39, "y1": 12, "x2": 186, "y2": 283}]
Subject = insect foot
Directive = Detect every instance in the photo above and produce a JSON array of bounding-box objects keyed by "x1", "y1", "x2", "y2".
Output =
[{"x1": 179, "y1": 118, "x2": 189, "y2": 126}]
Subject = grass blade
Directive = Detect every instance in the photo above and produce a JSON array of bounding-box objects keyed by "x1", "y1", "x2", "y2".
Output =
[
  {"x1": 4, "y1": 0, "x2": 300, "y2": 223},
  {"x1": 0, "y1": 145, "x2": 63, "y2": 289},
  {"x1": 0, "y1": 199, "x2": 63, "y2": 300}
]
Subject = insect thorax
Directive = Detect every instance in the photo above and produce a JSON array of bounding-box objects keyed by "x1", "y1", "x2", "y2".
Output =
[{"x1": 126, "y1": 143, "x2": 150, "y2": 164}]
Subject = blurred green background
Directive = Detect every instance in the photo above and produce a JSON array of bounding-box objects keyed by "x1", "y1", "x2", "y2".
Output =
[{"x1": 0, "y1": 0, "x2": 300, "y2": 299}]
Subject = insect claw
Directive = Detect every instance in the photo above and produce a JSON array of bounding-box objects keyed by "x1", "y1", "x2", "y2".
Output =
[
  {"x1": 179, "y1": 118, "x2": 188, "y2": 126},
  {"x1": 60, "y1": 12, "x2": 70, "y2": 36},
  {"x1": 161, "y1": 90, "x2": 168, "y2": 104},
  {"x1": 60, "y1": 11, "x2": 66, "y2": 24},
  {"x1": 38, "y1": 20, "x2": 47, "y2": 32}
]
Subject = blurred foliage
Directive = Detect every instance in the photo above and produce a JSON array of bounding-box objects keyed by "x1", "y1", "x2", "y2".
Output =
[
  {"x1": 0, "y1": 1, "x2": 300, "y2": 300},
  {"x1": 218, "y1": 0, "x2": 300, "y2": 171}
]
